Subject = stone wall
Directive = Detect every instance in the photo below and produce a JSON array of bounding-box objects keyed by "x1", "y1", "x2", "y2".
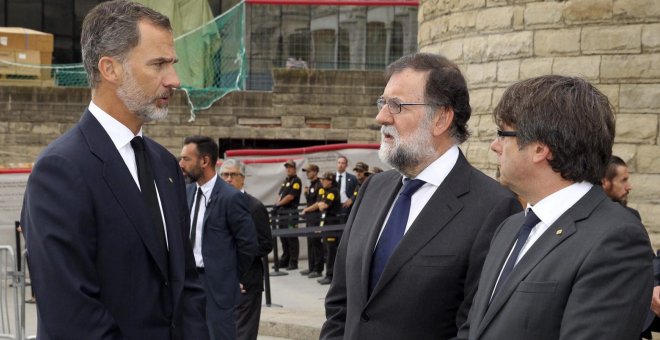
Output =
[
  {"x1": 0, "y1": 69, "x2": 384, "y2": 167},
  {"x1": 418, "y1": 0, "x2": 660, "y2": 243}
]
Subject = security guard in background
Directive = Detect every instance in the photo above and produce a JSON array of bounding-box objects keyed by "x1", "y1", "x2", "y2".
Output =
[
  {"x1": 317, "y1": 171, "x2": 341, "y2": 285},
  {"x1": 301, "y1": 164, "x2": 324, "y2": 278},
  {"x1": 352, "y1": 161, "x2": 371, "y2": 200},
  {"x1": 274, "y1": 160, "x2": 302, "y2": 270}
]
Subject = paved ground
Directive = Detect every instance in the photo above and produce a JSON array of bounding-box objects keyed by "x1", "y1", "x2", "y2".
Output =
[{"x1": 15, "y1": 262, "x2": 328, "y2": 340}]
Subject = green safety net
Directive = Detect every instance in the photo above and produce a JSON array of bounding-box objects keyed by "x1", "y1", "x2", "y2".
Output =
[{"x1": 1, "y1": 2, "x2": 247, "y2": 121}]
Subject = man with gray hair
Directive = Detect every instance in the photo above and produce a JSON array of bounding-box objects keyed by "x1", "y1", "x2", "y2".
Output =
[
  {"x1": 219, "y1": 159, "x2": 273, "y2": 340},
  {"x1": 20, "y1": 1, "x2": 208, "y2": 339},
  {"x1": 321, "y1": 53, "x2": 521, "y2": 339}
]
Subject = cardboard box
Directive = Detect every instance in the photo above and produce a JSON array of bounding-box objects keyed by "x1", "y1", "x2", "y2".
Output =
[
  {"x1": 0, "y1": 27, "x2": 54, "y2": 52},
  {"x1": 0, "y1": 50, "x2": 15, "y2": 75}
]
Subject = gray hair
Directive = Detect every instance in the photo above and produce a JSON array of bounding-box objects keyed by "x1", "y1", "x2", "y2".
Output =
[
  {"x1": 81, "y1": 0, "x2": 171, "y2": 88},
  {"x1": 220, "y1": 159, "x2": 246, "y2": 176}
]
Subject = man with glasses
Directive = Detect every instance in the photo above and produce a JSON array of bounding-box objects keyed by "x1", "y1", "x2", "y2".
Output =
[
  {"x1": 456, "y1": 76, "x2": 653, "y2": 340},
  {"x1": 180, "y1": 136, "x2": 257, "y2": 340},
  {"x1": 321, "y1": 53, "x2": 521, "y2": 340},
  {"x1": 219, "y1": 159, "x2": 273, "y2": 340}
]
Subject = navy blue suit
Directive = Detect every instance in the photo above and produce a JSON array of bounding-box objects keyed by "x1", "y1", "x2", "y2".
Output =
[
  {"x1": 21, "y1": 110, "x2": 208, "y2": 340},
  {"x1": 186, "y1": 178, "x2": 257, "y2": 340}
]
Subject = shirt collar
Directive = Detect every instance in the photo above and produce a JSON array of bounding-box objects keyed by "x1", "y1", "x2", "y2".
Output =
[
  {"x1": 403, "y1": 145, "x2": 460, "y2": 187},
  {"x1": 197, "y1": 174, "x2": 217, "y2": 199},
  {"x1": 88, "y1": 101, "x2": 142, "y2": 149},
  {"x1": 528, "y1": 181, "x2": 593, "y2": 227}
]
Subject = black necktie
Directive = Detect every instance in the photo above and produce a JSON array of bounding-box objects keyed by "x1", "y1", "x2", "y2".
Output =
[
  {"x1": 491, "y1": 209, "x2": 541, "y2": 299},
  {"x1": 190, "y1": 187, "x2": 203, "y2": 247},
  {"x1": 131, "y1": 136, "x2": 168, "y2": 253},
  {"x1": 370, "y1": 178, "x2": 426, "y2": 295}
]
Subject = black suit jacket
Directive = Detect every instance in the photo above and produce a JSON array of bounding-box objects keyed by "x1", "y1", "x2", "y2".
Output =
[
  {"x1": 321, "y1": 151, "x2": 521, "y2": 340},
  {"x1": 186, "y1": 178, "x2": 258, "y2": 308},
  {"x1": 240, "y1": 192, "x2": 273, "y2": 294},
  {"x1": 21, "y1": 110, "x2": 208, "y2": 340}
]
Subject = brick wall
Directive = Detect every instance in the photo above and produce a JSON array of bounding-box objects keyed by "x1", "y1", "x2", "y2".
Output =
[{"x1": 418, "y1": 0, "x2": 660, "y2": 244}]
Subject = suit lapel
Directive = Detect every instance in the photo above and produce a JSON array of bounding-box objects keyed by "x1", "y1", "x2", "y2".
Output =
[
  {"x1": 366, "y1": 153, "x2": 470, "y2": 300},
  {"x1": 80, "y1": 111, "x2": 170, "y2": 280},
  {"x1": 476, "y1": 187, "x2": 606, "y2": 337},
  {"x1": 203, "y1": 176, "x2": 222, "y2": 228}
]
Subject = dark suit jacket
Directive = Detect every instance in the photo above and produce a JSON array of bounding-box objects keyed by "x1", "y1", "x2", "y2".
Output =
[
  {"x1": 240, "y1": 192, "x2": 273, "y2": 294},
  {"x1": 337, "y1": 171, "x2": 358, "y2": 201},
  {"x1": 21, "y1": 110, "x2": 208, "y2": 340},
  {"x1": 186, "y1": 178, "x2": 258, "y2": 308},
  {"x1": 458, "y1": 186, "x2": 653, "y2": 340},
  {"x1": 321, "y1": 152, "x2": 521, "y2": 340}
]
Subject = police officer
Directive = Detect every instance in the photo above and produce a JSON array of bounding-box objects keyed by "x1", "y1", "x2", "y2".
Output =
[
  {"x1": 352, "y1": 161, "x2": 371, "y2": 200},
  {"x1": 317, "y1": 171, "x2": 341, "y2": 285},
  {"x1": 301, "y1": 164, "x2": 324, "y2": 278},
  {"x1": 274, "y1": 160, "x2": 302, "y2": 270}
]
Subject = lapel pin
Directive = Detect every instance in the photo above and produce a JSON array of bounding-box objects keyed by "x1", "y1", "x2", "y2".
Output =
[
  {"x1": 168, "y1": 177, "x2": 173, "y2": 183},
  {"x1": 556, "y1": 228, "x2": 563, "y2": 235}
]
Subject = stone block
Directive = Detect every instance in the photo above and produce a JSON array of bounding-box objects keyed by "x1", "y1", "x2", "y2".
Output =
[
  {"x1": 463, "y1": 36, "x2": 489, "y2": 62},
  {"x1": 629, "y1": 174, "x2": 660, "y2": 202},
  {"x1": 0, "y1": 122, "x2": 7, "y2": 133},
  {"x1": 31, "y1": 123, "x2": 61, "y2": 135},
  {"x1": 524, "y1": 2, "x2": 564, "y2": 27},
  {"x1": 492, "y1": 87, "x2": 507, "y2": 109},
  {"x1": 636, "y1": 145, "x2": 660, "y2": 173},
  {"x1": 477, "y1": 114, "x2": 497, "y2": 139},
  {"x1": 614, "y1": 114, "x2": 657, "y2": 143},
  {"x1": 281, "y1": 116, "x2": 306, "y2": 128},
  {"x1": 448, "y1": 11, "x2": 478, "y2": 33},
  {"x1": 428, "y1": 16, "x2": 449, "y2": 42},
  {"x1": 348, "y1": 129, "x2": 378, "y2": 141},
  {"x1": 466, "y1": 62, "x2": 497, "y2": 85},
  {"x1": 457, "y1": 0, "x2": 485, "y2": 10},
  {"x1": 552, "y1": 56, "x2": 601, "y2": 80},
  {"x1": 476, "y1": 6, "x2": 514, "y2": 32},
  {"x1": 513, "y1": 6, "x2": 525, "y2": 30},
  {"x1": 497, "y1": 60, "x2": 519, "y2": 83},
  {"x1": 485, "y1": 31, "x2": 533, "y2": 61},
  {"x1": 564, "y1": 0, "x2": 613, "y2": 23},
  {"x1": 429, "y1": 39, "x2": 463, "y2": 61},
  {"x1": 612, "y1": 143, "x2": 637, "y2": 169},
  {"x1": 613, "y1": 0, "x2": 660, "y2": 19},
  {"x1": 9, "y1": 122, "x2": 33, "y2": 134},
  {"x1": 464, "y1": 141, "x2": 493, "y2": 168},
  {"x1": 534, "y1": 29, "x2": 581, "y2": 56},
  {"x1": 198, "y1": 126, "x2": 232, "y2": 138},
  {"x1": 469, "y1": 88, "x2": 493, "y2": 113},
  {"x1": 620, "y1": 84, "x2": 660, "y2": 112},
  {"x1": 582, "y1": 25, "x2": 642, "y2": 54},
  {"x1": 594, "y1": 84, "x2": 620, "y2": 109},
  {"x1": 519, "y1": 58, "x2": 554, "y2": 79},
  {"x1": 601, "y1": 54, "x2": 660, "y2": 80},
  {"x1": 639, "y1": 203, "x2": 660, "y2": 237},
  {"x1": 642, "y1": 24, "x2": 660, "y2": 52},
  {"x1": 467, "y1": 115, "x2": 481, "y2": 139},
  {"x1": 209, "y1": 116, "x2": 237, "y2": 127}
]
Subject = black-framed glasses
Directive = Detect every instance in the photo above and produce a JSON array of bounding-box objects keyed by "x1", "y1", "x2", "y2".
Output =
[
  {"x1": 376, "y1": 97, "x2": 429, "y2": 114},
  {"x1": 496, "y1": 130, "x2": 518, "y2": 138},
  {"x1": 220, "y1": 172, "x2": 243, "y2": 179}
]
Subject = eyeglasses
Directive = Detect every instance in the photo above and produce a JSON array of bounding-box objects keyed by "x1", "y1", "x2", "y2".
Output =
[
  {"x1": 220, "y1": 172, "x2": 243, "y2": 179},
  {"x1": 496, "y1": 130, "x2": 518, "y2": 138},
  {"x1": 376, "y1": 97, "x2": 429, "y2": 114}
]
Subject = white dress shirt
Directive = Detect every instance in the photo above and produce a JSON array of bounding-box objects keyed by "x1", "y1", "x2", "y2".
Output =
[
  {"x1": 490, "y1": 181, "x2": 593, "y2": 299},
  {"x1": 337, "y1": 171, "x2": 348, "y2": 203},
  {"x1": 375, "y1": 145, "x2": 460, "y2": 244},
  {"x1": 191, "y1": 175, "x2": 217, "y2": 268},
  {"x1": 88, "y1": 101, "x2": 169, "y2": 248}
]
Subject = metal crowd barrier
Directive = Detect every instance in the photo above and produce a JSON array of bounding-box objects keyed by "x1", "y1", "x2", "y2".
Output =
[{"x1": 0, "y1": 246, "x2": 34, "y2": 340}]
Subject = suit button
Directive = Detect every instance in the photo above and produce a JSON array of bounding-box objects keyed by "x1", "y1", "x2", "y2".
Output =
[
  {"x1": 164, "y1": 281, "x2": 169, "y2": 287},
  {"x1": 171, "y1": 322, "x2": 176, "y2": 329},
  {"x1": 361, "y1": 312, "x2": 369, "y2": 322}
]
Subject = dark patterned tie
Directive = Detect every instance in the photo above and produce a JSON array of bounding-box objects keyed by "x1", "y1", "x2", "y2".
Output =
[
  {"x1": 131, "y1": 136, "x2": 168, "y2": 253},
  {"x1": 370, "y1": 178, "x2": 426, "y2": 295},
  {"x1": 491, "y1": 209, "x2": 541, "y2": 299}
]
